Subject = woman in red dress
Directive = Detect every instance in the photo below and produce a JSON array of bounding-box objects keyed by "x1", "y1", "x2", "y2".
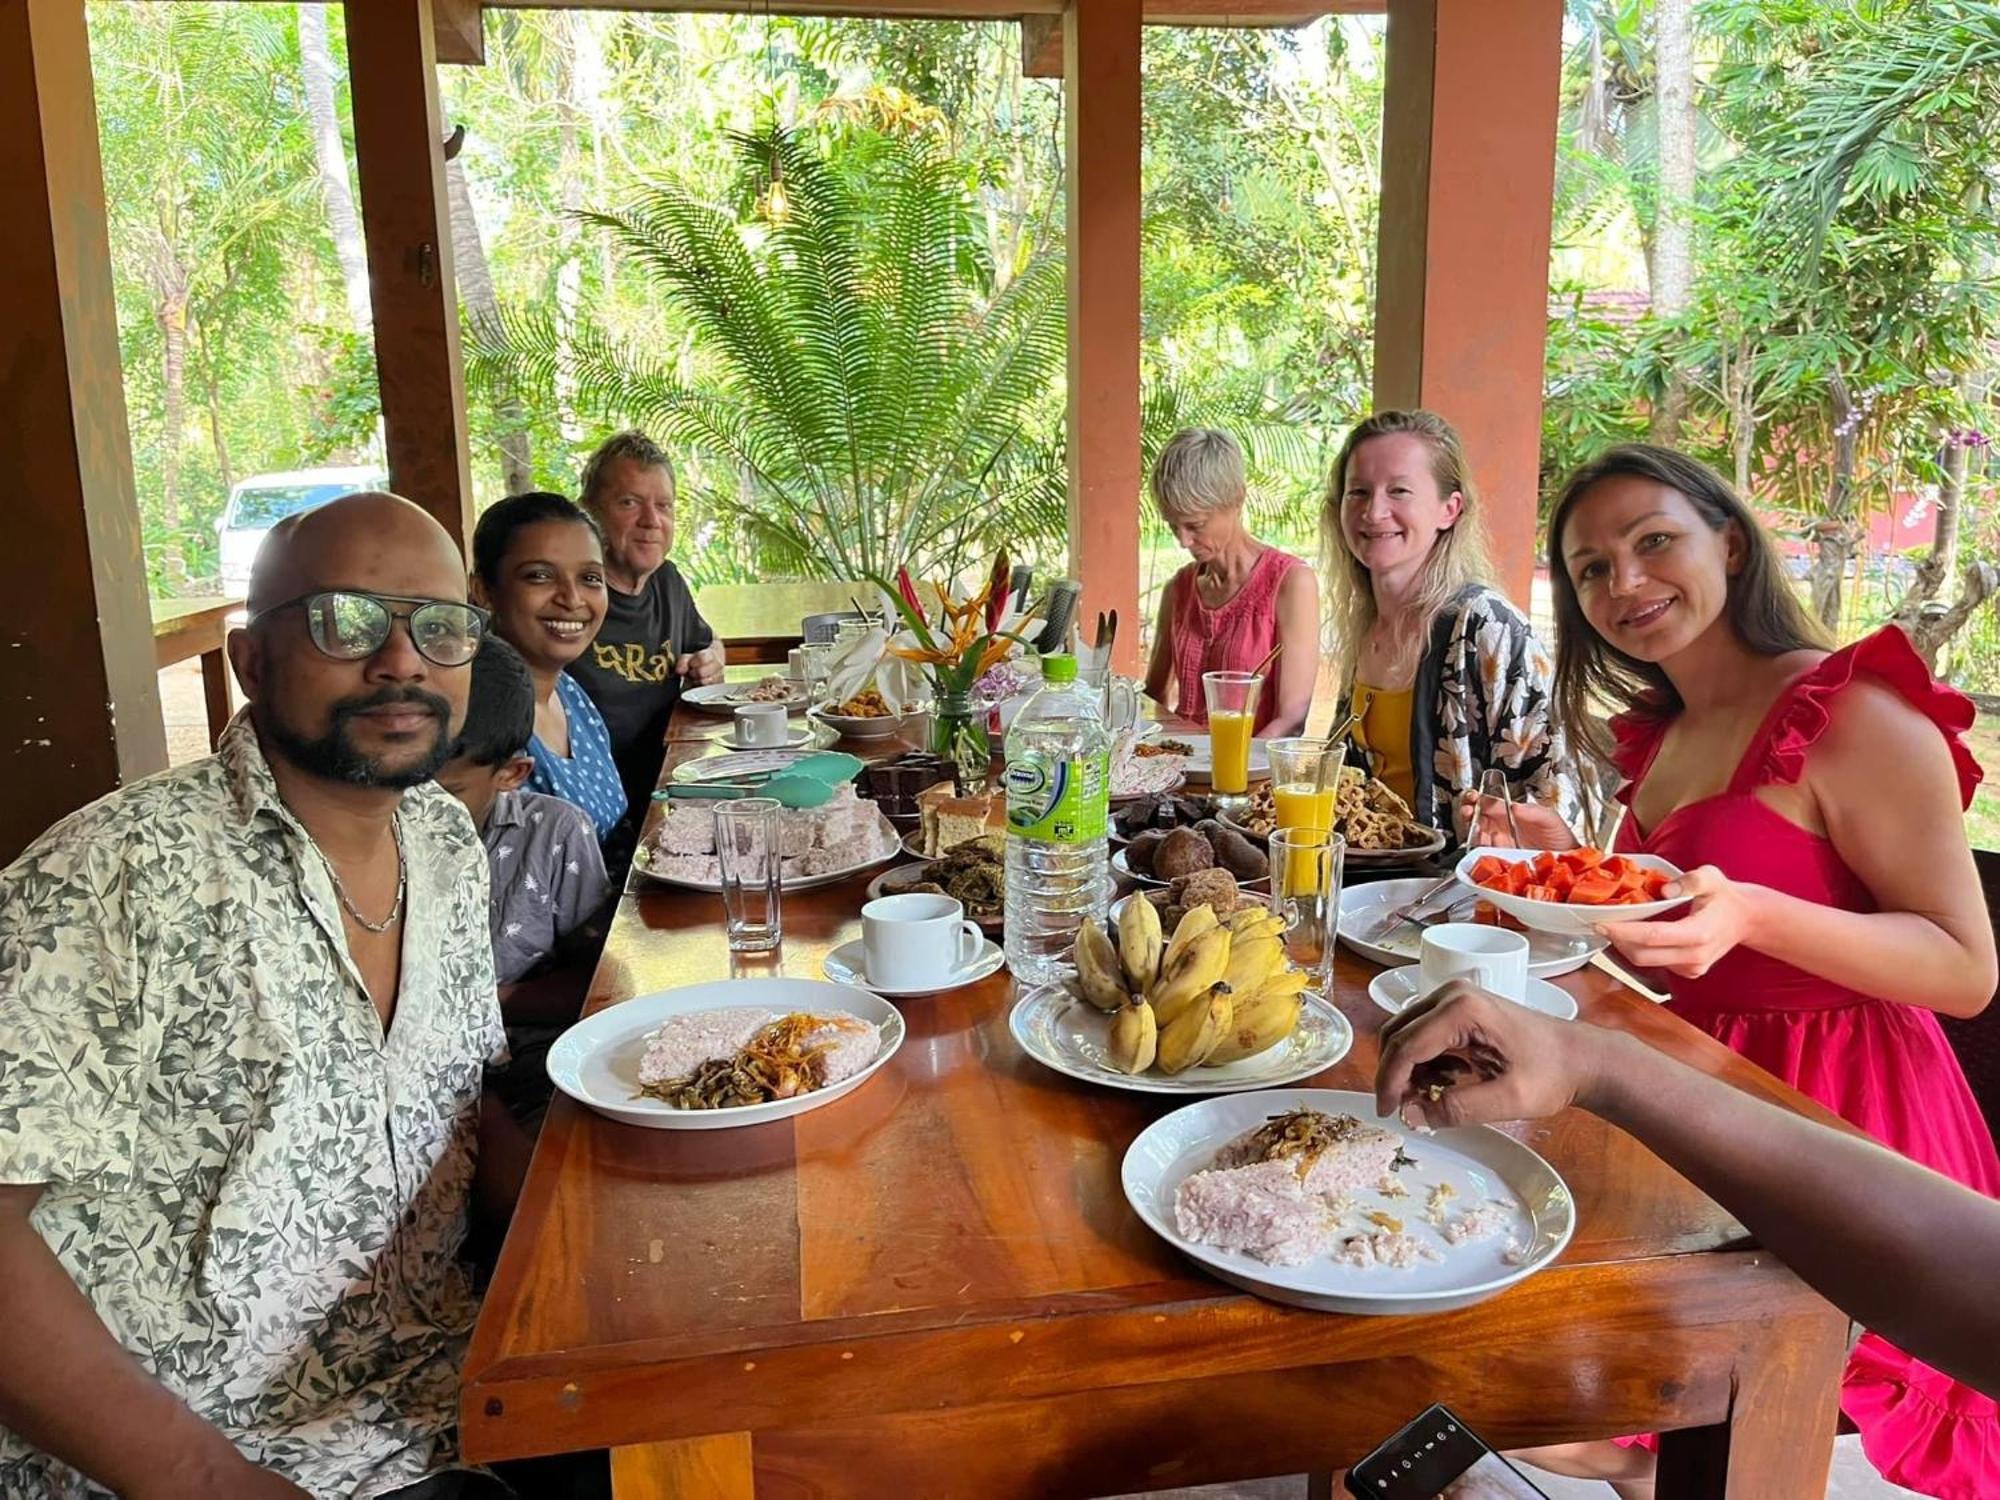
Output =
[{"x1": 1476, "y1": 445, "x2": 2000, "y2": 1499}]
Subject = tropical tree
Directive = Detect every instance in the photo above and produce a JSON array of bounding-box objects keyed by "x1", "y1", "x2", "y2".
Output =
[{"x1": 477, "y1": 124, "x2": 1069, "y2": 583}]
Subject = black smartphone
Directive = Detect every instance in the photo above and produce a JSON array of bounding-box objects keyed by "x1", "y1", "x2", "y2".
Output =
[{"x1": 1347, "y1": 1405, "x2": 1550, "y2": 1499}]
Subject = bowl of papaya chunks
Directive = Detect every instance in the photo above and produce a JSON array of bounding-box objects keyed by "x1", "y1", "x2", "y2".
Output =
[{"x1": 1453, "y1": 846, "x2": 1691, "y2": 936}]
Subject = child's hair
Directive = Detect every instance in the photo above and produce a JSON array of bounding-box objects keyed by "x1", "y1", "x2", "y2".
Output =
[{"x1": 452, "y1": 636, "x2": 537, "y2": 767}]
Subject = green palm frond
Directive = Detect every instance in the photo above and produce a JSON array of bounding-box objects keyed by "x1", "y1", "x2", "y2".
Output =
[{"x1": 483, "y1": 124, "x2": 1069, "y2": 581}]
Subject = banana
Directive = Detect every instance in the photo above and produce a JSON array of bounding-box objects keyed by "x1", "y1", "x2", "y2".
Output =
[
  {"x1": 1226, "y1": 906, "x2": 1277, "y2": 934},
  {"x1": 1232, "y1": 912, "x2": 1286, "y2": 945},
  {"x1": 1105, "y1": 998, "x2": 1158, "y2": 1074},
  {"x1": 1221, "y1": 933, "x2": 1286, "y2": 997},
  {"x1": 1239, "y1": 968, "x2": 1310, "y2": 1006},
  {"x1": 1072, "y1": 920, "x2": 1129, "y2": 1011},
  {"x1": 1203, "y1": 987, "x2": 1304, "y2": 1067},
  {"x1": 1156, "y1": 983, "x2": 1233, "y2": 1073},
  {"x1": 1117, "y1": 894, "x2": 1164, "y2": 995},
  {"x1": 1148, "y1": 925, "x2": 1232, "y2": 1024},
  {"x1": 1159, "y1": 903, "x2": 1219, "y2": 974}
]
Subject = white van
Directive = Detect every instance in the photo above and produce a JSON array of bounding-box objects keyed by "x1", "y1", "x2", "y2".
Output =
[{"x1": 216, "y1": 467, "x2": 387, "y2": 595}]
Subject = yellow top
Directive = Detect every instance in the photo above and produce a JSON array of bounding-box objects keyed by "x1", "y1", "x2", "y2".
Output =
[{"x1": 1352, "y1": 680, "x2": 1417, "y2": 809}]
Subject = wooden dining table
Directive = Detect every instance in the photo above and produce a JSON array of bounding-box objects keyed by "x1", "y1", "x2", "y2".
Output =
[{"x1": 461, "y1": 711, "x2": 1852, "y2": 1499}]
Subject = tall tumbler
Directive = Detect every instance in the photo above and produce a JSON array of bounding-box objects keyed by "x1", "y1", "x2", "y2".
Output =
[{"x1": 716, "y1": 797, "x2": 784, "y2": 953}]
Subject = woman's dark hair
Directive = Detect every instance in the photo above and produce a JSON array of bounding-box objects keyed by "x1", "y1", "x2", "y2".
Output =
[
  {"x1": 1547, "y1": 444, "x2": 1829, "y2": 757},
  {"x1": 471, "y1": 490, "x2": 602, "y2": 586},
  {"x1": 452, "y1": 636, "x2": 536, "y2": 767}
]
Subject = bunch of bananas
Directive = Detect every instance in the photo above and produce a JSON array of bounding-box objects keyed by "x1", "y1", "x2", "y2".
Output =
[{"x1": 1072, "y1": 901, "x2": 1310, "y2": 1075}]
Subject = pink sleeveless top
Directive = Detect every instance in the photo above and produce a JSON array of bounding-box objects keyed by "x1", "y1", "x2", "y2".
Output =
[
  {"x1": 1613, "y1": 627, "x2": 2000, "y2": 1497},
  {"x1": 1167, "y1": 548, "x2": 1303, "y2": 731}
]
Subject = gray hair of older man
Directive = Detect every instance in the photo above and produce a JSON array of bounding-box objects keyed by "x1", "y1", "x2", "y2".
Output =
[
  {"x1": 578, "y1": 428, "x2": 675, "y2": 511},
  {"x1": 1150, "y1": 428, "x2": 1247, "y2": 516}
]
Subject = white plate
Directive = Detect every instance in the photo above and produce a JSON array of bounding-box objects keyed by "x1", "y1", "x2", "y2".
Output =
[
  {"x1": 1367, "y1": 965, "x2": 1580, "y2": 1022},
  {"x1": 671, "y1": 748, "x2": 819, "y2": 784},
  {"x1": 1121, "y1": 1088, "x2": 1575, "y2": 1314},
  {"x1": 1174, "y1": 733, "x2": 1271, "y2": 780},
  {"x1": 1109, "y1": 770, "x2": 1188, "y2": 805},
  {"x1": 545, "y1": 979, "x2": 904, "y2": 1130},
  {"x1": 1454, "y1": 847, "x2": 1690, "y2": 935},
  {"x1": 1339, "y1": 878, "x2": 1606, "y2": 978},
  {"x1": 720, "y1": 726, "x2": 814, "y2": 752},
  {"x1": 683, "y1": 681, "x2": 807, "y2": 714},
  {"x1": 810, "y1": 708, "x2": 907, "y2": 742},
  {"x1": 1009, "y1": 982, "x2": 1352, "y2": 1095},
  {"x1": 823, "y1": 937, "x2": 1007, "y2": 996},
  {"x1": 1111, "y1": 847, "x2": 1269, "y2": 892},
  {"x1": 631, "y1": 842, "x2": 900, "y2": 894}
]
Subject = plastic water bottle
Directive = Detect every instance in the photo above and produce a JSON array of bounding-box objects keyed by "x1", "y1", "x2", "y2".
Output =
[{"x1": 1003, "y1": 653, "x2": 1111, "y2": 985}]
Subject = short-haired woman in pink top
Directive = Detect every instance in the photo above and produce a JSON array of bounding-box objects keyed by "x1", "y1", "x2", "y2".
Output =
[{"x1": 1141, "y1": 428, "x2": 1319, "y2": 736}]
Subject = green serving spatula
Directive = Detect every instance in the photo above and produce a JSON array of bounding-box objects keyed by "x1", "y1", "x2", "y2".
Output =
[{"x1": 656, "y1": 751, "x2": 865, "y2": 810}]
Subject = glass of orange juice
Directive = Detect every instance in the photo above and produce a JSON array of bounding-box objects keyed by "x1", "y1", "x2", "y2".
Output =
[
  {"x1": 1201, "y1": 671, "x2": 1263, "y2": 797},
  {"x1": 1267, "y1": 827, "x2": 1344, "y2": 988},
  {"x1": 1267, "y1": 737, "x2": 1346, "y2": 838}
]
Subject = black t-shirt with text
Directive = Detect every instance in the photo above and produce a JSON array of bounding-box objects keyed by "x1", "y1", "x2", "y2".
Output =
[{"x1": 567, "y1": 560, "x2": 715, "y2": 811}]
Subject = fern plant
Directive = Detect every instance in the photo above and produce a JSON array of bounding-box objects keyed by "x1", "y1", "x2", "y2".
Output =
[{"x1": 475, "y1": 125, "x2": 1068, "y2": 583}]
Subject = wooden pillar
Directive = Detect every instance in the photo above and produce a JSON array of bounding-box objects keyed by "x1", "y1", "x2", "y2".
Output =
[
  {"x1": 344, "y1": 0, "x2": 476, "y2": 554},
  {"x1": 1, "y1": 0, "x2": 168, "y2": 865},
  {"x1": 1064, "y1": 0, "x2": 1143, "y2": 675},
  {"x1": 1373, "y1": 0, "x2": 1563, "y2": 604}
]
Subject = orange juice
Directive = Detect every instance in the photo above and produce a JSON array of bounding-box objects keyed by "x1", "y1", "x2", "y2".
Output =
[
  {"x1": 1209, "y1": 711, "x2": 1254, "y2": 794},
  {"x1": 1272, "y1": 781, "x2": 1335, "y2": 834},
  {"x1": 1273, "y1": 830, "x2": 1326, "y2": 897}
]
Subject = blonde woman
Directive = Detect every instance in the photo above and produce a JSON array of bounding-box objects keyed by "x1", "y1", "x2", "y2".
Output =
[
  {"x1": 1142, "y1": 428, "x2": 1320, "y2": 737},
  {"x1": 1323, "y1": 409, "x2": 1577, "y2": 838}
]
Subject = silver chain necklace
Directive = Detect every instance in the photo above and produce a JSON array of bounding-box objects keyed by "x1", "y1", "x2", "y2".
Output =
[{"x1": 321, "y1": 814, "x2": 406, "y2": 934}]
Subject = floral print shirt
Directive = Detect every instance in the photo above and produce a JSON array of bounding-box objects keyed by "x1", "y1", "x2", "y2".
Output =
[
  {"x1": 1339, "y1": 584, "x2": 1581, "y2": 843},
  {"x1": 0, "y1": 714, "x2": 505, "y2": 1499}
]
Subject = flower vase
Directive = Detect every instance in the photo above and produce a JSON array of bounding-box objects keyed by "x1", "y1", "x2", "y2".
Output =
[{"x1": 930, "y1": 690, "x2": 991, "y2": 793}]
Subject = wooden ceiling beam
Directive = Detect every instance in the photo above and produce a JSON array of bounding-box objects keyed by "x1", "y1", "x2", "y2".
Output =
[
  {"x1": 434, "y1": 0, "x2": 486, "y2": 64},
  {"x1": 1021, "y1": 14, "x2": 1060, "y2": 77}
]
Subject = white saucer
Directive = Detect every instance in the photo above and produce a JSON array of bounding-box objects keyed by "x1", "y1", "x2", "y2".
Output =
[
  {"x1": 1367, "y1": 965, "x2": 1579, "y2": 1021},
  {"x1": 822, "y1": 936, "x2": 1007, "y2": 996},
  {"x1": 721, "y1": 726, "x2": 813, "y2": 752}
]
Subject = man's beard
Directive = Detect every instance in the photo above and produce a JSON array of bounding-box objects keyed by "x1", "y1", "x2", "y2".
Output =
[{"x1": 258, "y1": 687, "x2": 455, "y2": 789}]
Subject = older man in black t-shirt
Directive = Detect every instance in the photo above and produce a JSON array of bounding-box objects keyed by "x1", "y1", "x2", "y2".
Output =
[{"x1": 567, "y1": 430, "x2": 727, "y2": 812}]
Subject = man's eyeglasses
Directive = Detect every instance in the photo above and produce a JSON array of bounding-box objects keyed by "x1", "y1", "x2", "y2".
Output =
[{"x1": 251, "y1": 591, "x2": 489, "y2": 668}]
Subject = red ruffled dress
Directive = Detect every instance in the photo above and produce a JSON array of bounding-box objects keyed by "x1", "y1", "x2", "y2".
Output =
[{"x1": 1611, "y1": 627, "x2": 2000, "y2": 1498}]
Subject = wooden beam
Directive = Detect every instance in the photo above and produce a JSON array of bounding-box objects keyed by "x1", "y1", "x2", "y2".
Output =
[
  {"x1": 1, "y1": 0, "x2": 169, "y2": 864},
  {"x1": 434, "y1": 0, "x2": 485, "y2": 64},
  {"x1": 1065, "y1": 0, "x2": 1143, "y2": 677},
  {"x1": 1371, "y1": 0, "x2": 1561, "y2": 605},
  {"x1": 1021, "y1": 15, "x2": 1061, "y2": 78},
  {"x1": 344, "y1": 0, "x2": 477, "y2": 556}
]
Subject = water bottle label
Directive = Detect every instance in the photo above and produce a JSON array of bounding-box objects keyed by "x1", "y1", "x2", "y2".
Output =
[{"x1": 1004, "y1": 753, "x2": 1110, "y2": 842}]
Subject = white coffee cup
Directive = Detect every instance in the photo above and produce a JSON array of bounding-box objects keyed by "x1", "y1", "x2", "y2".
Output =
[
  {"x1": 786, "y1": 645, "x2": 810, "y2": 681},
  {"x1": 1419, "y1": 923, "x2": 1529, "y2": 1003},
  {"x1": 734, "y1": 703, "x2": 790, "y2": 747},
  {"x1": 861, "y1": 892, "x2": 984, "y2": 990}
]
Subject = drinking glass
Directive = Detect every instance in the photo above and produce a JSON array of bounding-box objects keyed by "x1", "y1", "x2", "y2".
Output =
[
  {"x1": 1202, "y1": 671, "x2": 1264, "y2": 796},
  {"x1": 716, "y1": 797, "x2": 783, "y2": 952},
  {"x1": 1267, "y1": 827, "x2": 1344, "y2": 990},
  {"x1": 1266, "y1": 737, "x2": 1347, "y2": 836},
  {"x1": 798, "y1": 643, "x2": 834, "y2": 745}
]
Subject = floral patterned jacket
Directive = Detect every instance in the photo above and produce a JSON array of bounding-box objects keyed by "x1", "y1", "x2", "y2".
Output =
[{"x1": 1338, "y1": 584, "x2": 1583, "y2": 844}]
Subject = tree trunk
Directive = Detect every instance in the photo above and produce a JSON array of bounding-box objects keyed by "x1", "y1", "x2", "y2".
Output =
[
  {"x1": 149, "y1": 231, "x2": 192, "y2": 592},
  {"x1": 1647, "y1": 0, "x2": 1697, "y2": 445},
  {"x1": 1810, "y1": 373, "x2": 1860, "y2": 631},
  {"x1": 300, "y1": 3, "x2": 372, "y2": 334},
  {"x1": 554, "y1": 14, "x2": 584, "y2": 443},
  {"x1": 1725, "y1": 335, "x2": 1756, "y2": 495},
  {"x1": 445, "y1": 154, "x2": 533, "y2": 493}
]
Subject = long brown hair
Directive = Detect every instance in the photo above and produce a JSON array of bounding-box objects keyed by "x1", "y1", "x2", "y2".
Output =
[
  {"x1": 1318, "y1": 409, "x2": 1493, "y2": 679},
  {"x1": 1547, "y1": 444, "x2": 1829, "y2": 757}
]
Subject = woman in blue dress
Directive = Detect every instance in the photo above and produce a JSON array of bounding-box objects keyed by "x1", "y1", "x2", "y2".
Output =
[{"x1": 471, "y1": 492, "x2": 627, "y2": 842}]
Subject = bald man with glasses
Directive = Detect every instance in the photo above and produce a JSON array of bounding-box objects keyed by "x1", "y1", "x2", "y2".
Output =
[{"x1": 0, "y1": 495, "x2": 519, "y2": 1499}]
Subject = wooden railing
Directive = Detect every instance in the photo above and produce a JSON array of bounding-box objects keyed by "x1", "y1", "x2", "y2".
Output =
[{"x1": 153, "y1": 596, "x2": 241, "y2": 750}]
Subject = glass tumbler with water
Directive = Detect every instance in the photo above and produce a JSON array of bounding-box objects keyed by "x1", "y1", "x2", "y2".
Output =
[
  {"x1": 716, "y1": 797, "x2": 783, "y2": 952},
  {"x1": 1002, "y1": 654, "x2": 1112, "y2": 985}
]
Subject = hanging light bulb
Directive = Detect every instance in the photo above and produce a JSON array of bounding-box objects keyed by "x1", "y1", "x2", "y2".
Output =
[{"x1": 766, "y1": 175, "x2": 790, "y2": 221}]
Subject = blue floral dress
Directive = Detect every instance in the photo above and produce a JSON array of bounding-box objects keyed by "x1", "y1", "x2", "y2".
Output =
[{"x1": 528, "y1": 671, "x2": 629, "y2": 842}]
